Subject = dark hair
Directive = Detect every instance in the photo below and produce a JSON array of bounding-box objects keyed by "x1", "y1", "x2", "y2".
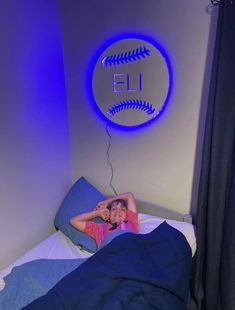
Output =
[{"x1": 107, "y1": 198, "x2": 127, "y2": 211}]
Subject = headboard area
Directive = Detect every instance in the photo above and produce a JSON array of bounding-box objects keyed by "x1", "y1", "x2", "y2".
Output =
[{"x1": 137, "y1": 199, "x2": 192, "y2": 224}]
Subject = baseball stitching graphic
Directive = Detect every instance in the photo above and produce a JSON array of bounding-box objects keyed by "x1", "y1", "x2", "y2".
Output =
[
  {"x1": 107, "y1": 99, "x2": 156, "y2": 117},
  {"x1": 101, "y1": 46, "x2": 151, "y2": 67}
]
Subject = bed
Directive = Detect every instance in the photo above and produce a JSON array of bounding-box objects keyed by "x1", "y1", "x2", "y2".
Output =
[{"x1": 0, "y1": 177, "x2": 196, "y2": 310}]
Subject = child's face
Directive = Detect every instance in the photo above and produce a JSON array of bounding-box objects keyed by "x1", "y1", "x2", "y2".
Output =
[{"x1": 109, "y1": 202, "x2": 127, "y2": 225}]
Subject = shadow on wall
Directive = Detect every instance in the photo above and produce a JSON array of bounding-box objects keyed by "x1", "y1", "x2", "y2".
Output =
[
  {"x1": 137, "y1": 199, "x2": 188, "y2": 222},
  {"x1": 190, "y1": 6, "x2": 219, "y2": 222}
]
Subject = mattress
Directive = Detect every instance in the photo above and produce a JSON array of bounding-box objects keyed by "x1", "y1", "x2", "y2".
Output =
[
  {"x1": 0, "y1": 212, "x2": 196, "y2": 292},
  {"x1": 0, "y1": 231, "x2": 92, "y2": 290}
]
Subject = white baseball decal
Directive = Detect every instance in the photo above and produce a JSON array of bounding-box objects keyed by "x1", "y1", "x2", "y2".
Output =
[{"x1": 91, "y1": 36, "x2": 172, "y2": 128}]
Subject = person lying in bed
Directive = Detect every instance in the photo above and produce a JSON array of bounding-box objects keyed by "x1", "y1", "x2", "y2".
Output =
[{"x1": 70, "y1": 192, "x2": 139, "y2": 248}]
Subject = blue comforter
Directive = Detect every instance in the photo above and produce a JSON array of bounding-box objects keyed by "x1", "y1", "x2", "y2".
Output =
[
  {"x1": 0, "y1": 258, "x2": 85, "y2": 310},
  {"x1": 23, "y1": 222, "x2": 192, "y2": 310}
]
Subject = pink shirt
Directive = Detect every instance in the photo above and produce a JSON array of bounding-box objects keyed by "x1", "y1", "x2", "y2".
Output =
[{"x1": 84, "y1": 210, "x2": 139, "y2": 248}]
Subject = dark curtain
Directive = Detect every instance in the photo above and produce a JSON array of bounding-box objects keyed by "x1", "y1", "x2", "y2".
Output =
[{"x1": 192, "y1": 1, "x2": 235, "y2": 310}]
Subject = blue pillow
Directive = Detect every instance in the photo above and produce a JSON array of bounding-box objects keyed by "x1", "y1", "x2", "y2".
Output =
[{"x1": 54, "y1": 177, "x2": 106, "y2": 252}]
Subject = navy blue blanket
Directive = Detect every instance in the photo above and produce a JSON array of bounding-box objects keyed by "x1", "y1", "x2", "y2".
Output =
[{"x1": 23, "y1": 222, "x2": 192, "y2": 310}]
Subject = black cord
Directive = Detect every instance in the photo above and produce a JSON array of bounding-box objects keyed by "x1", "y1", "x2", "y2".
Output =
[{"x1": 105, "y1": 123, "x2": 118, "y2": 195}]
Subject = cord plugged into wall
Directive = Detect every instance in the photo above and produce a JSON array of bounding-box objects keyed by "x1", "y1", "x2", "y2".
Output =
[{"x1": 105, "y1": 123, "x2": 118, "y2": 195}]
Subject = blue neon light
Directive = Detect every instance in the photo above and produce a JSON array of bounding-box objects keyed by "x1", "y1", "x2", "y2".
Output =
[{"x1": 87, "y1": 33, "x2": 173, "y2": 131}]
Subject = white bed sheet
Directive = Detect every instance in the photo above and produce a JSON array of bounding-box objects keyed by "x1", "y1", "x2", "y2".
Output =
[
  {"x1": 0, "y1": 231, "x2": 92, "y2": 290},
  {"x1": 138, "y1": 213, "x2": 197, "y2": 257}
]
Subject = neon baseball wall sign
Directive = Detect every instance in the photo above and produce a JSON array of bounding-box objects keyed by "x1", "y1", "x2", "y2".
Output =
[{"x1": 90, "y1": 34, "x2": 172, "y2": 129}]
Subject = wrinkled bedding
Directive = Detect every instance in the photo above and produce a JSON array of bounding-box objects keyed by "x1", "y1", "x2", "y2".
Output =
[
  {"x1": 23, "y1": 222, "x2": 192, "y2": 310},
  {"x1": 0, "y1": 258, "x2": 85, "y2": 310}
]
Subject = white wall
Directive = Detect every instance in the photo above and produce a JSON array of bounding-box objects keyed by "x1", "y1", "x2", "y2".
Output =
[
  {"x1": 0, "y1": 0, "x2": 218, "y2": 269},
  {"x1": 0, "y1": 1, "x2": 71, "y2": 269},
  {"x1": 60, "y1": 1, "x2": 218, "y2": 216}
]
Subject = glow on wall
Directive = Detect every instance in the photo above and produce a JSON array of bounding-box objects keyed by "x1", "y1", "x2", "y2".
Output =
[{"x1": 90, "y1": 34, "x2": 172, "y2": 129}]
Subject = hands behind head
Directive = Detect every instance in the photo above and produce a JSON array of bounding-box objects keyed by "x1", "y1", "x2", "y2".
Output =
[{"x1": 96, "y1": 202, "x2": 107, "y2": 210}]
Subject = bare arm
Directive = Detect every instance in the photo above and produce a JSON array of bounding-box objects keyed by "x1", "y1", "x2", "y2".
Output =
[
  {"x1": 70, "y1": 208, "x2": 109, "y2": 232},
  {"x1": 97, "y1": 192, "x2": 137, "y2": 213}
]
